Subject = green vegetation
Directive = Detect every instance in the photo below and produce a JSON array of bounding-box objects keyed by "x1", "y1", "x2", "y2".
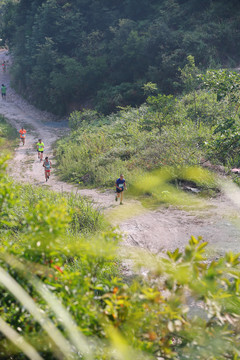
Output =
[
  {"x1": 55, "y1": 61, "x2": 240, "y2": 192},
  {"x1": 0, "y1": 115, "x2": 18, "y2": 152},
  {"x1": 1, "y1": 0, "x2": 240, "y2": 114},
  {"x1": 2, "y1": 1, "x2": 240, "y2": 358},
  {"x1": 2, "y1": 154, "x2": 240, "y2": 358},
  {"x1": 201, "y1": 69, "x2": 240, "y2": 166},
  {"x1": 54, "y1": 91, "x2": 226, "y2": 188},
  {"x1": 55, "y1": 103, "x2": 212, "y2": 186}
]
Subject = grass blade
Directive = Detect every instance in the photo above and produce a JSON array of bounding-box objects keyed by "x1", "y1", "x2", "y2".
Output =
[
  {"x1": 0, "y1": 266, "x2": 75, "y2": 359},
  {"x1": 3, "y1": 254, "x2": 93, "y2": 359},
  {"x1": 0, "y1": 317, "x2": 44, "y2": 360}
]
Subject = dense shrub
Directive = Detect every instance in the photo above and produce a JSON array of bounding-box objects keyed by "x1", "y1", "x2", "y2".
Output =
[
  {"x1": 55, "y1": 90, "x2": 218, "y2": 187},
  {"x1": 0, "y1": 115, "x2": 18, "y2": 152}
]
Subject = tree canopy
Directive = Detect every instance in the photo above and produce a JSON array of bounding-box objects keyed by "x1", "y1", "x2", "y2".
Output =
[{"x1": 1, "y1": 0, "x2": 240, "y2": 114}]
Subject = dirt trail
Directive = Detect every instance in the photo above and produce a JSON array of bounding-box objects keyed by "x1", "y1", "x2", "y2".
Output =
[
  {"x1": 2, "y1": 49, "x2": 240, "y2": 257},
  {"x1": 0, "y1": 51, "x2": 113, "y2": 206}
]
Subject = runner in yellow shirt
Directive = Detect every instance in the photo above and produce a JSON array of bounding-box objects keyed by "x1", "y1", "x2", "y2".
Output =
[{"x1": 36, "y1": 139, "x2": 44, "y2": 162}]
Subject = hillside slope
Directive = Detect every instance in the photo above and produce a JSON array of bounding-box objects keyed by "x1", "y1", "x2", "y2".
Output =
[
  {"x1": 0, "y1": 50, "x2": 240, "y2": 259},
  {"x1": 2, "y1": 0, "x2": 240, "y2": 114}
]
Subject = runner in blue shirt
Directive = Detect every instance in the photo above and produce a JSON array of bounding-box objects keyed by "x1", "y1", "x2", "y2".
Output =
[
  {"x1": 115, "y1": 174, "x2": 127, "y2": 205},
  {"x1": 43, "y1": 157, "x2": 52, "y2": 182}
]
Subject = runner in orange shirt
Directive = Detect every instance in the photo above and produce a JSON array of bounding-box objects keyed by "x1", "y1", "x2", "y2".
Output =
[{"x1": 19, "y1": 127, "x2": 26, "y2": 145}]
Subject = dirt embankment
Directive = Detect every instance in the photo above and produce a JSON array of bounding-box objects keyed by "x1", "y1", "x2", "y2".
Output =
[{"x1": 2, "y1": 49, "x2": 240, "y2": 257}]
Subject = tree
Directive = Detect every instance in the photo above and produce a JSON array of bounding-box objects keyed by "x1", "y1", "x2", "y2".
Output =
[
  {"x1": 179, "y1": 55, "x2": 201, "y2": 126},
  {"x1": 201, "y1": 69, "x2": 240, "y2": 165},
  {"x1": 143, "y1": 93, "x2": 177, "y2": 133},
  {"x1": 201, "y1": 69, "x2": 240, "y2": 117}
]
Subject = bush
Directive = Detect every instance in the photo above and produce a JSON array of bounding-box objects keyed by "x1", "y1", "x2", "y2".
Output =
[
  {"x1": 1, "y1": 154, "x2": 240, "y2": 359},
  {"x1": 56, "y1": 99, "x2": 213, "y2": 187},
  {"x1": 0, "y1": 116, "x2": 18, "y2": 152},
  {"x1": 69, "y1": 109, "x2": 101, "y2": 130},
  {"x1": 95, "y1": 82, "x2": 145, "y2": 114},
  {"x1": 6, "y1": 183, "x2": 105, "y2": 235}
]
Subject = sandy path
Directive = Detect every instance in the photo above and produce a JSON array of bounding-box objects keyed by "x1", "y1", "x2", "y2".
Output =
[{"x1": 2, "y1": 49, "x2": 240, "y2": 258}]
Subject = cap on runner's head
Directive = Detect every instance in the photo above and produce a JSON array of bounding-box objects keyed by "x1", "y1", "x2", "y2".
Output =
[{"x1": 120, "y1": 174, "x2": 124, "y2": 178}]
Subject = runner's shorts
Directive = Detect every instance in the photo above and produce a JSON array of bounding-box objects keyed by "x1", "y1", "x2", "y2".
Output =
[{"x1": 116, "y1": 188, "x2": 123, "y2": 193}]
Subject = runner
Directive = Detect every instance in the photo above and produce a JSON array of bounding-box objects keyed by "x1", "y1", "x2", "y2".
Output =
[
  {"x1": 43, "y1": 157, "x2": 52, "y2": 182},
  {"x1": 19, "y1": 127, "x2": 26, "y2": 145},
  {"x1": 115, "y1": 174, "x2": 127, "y2": 205},
  {"x1": 1, "y1": 84, "x2": 6, "y2": 100},
  {"x1": 2, "y1": 61, "x2": 6, "y2": 72},
  {"x1": 36, "y1": 139, "x2": 44, "y2": 161}
]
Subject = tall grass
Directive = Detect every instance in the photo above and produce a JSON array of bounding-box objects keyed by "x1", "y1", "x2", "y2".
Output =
[
  {"x1": 0, "y1": 115, "x2": 18, "y2": 153},
  {"x1": 8, "y1": 183, "x2": 106, "y2": 235},
  {"x1": 55, "y1": 101, "x2": 213, "y2": 188}
]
